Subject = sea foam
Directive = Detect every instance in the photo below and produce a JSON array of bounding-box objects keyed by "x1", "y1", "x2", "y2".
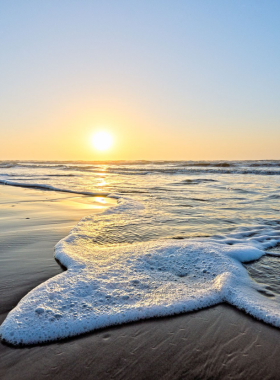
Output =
[{"x1": 1, "y1": 195, "x2": 280, "y2": 346}]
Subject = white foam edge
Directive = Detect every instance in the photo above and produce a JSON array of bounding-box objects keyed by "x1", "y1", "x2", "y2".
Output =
[{"x1": 1, "y1": 226, "x2": 280, "y2": 345}]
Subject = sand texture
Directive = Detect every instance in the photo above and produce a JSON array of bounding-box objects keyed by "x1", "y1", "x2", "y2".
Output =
[{"x1": 1, "y1": 185, "x2": 280, "y2": 379}]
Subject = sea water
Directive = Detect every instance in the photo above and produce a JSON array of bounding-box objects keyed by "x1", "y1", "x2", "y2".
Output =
[{"x1": 1, "y1": 160, "x2": 280, "y2": 345}]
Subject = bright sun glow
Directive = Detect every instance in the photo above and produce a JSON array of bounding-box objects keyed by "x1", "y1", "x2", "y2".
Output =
[{"x1": 91, "y1": 131, "x2": 113, "y2": 152}]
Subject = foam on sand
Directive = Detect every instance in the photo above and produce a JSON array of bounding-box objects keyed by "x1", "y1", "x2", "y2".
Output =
[
  {"x1": 1, "y1": 201, "x2": 280, "y2": 345},
  {"x1": 1, "y1": 232, "x2": 280, "y2": 345}
]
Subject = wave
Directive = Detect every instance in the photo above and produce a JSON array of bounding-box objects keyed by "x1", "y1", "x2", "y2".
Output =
[
  {"x1": 0, "y1": 179, "x2": 109, "y2": 197},
  {"x1": 172, "y1": 179, "x2": 218, "y2": 185},
  {"x1": 248, "y1": 162, "x2": 280, "y2": 167},
  {"x1": 178, "y1": 161, "x2": 234, "y2": 167},
  {"x1": 267, "y1": 194, "x2": 280, "y2": 200},
  {"x1": 95, "y1": 168, "x2": 280, "y2": 176},
  {"x1": 2, "y1": 173, "x2": 77, "y2": 178},
  {"x1": 2, "y1": 160, "x2": 280, "y2": 176},
  {"x1": 1, "y1": 219, "x2": 280, "y2": 345}
]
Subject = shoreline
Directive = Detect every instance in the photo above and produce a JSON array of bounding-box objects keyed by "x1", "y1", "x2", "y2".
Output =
[
  {"x1": 0, "y1": 185, "x2": 115, "y2": 321},
  {"x1": 1, "y1": 185, "x2": 280, "y2": 379}
]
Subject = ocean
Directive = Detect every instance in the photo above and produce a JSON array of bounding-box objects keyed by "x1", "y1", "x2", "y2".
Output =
[{"x1": 1, "y1": 160, "x2": 280, "y2": 344}]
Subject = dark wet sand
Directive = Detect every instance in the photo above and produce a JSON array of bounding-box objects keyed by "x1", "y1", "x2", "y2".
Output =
[{"x1": 1, "y1": 185, "x2": 280, "y2": 380}]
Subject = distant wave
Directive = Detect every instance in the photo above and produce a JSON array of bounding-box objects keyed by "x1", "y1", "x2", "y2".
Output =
[
  {"x1": 172, "y1": 179, "x2": 218, "y2": 185},
  {"x1": 0, "y1": 179, "x2": 109, "y2": 197},
  {"x1": 247, "y1": 162, "x2": 280, "y2": 167},
  {"x1": 178, "y1": 162, "x2": 234, "y2": 167},
  {"x1": 2, "y1": 173, "x2": 77, "y2": 178},
  {"x1": 86, "y1": 167, "x2": 280, "y2": 176},
  {"x1": 1, "y1": 160, "x2": 280, "y2": 176},
  {"x1": 267, "y1": 194, "x2": 280, "y2": 200}
]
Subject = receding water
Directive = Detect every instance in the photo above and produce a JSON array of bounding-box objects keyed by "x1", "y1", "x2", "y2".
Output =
[
  {"x1": 1, "y1": 160, "x2": 280, "y2": 243},
  {"x1": 1, "y1": 160, "x2": 280, "y2": 345}
]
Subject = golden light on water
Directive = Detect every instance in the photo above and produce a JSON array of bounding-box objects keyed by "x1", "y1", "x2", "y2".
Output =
[{"x1": 91, "y1": 131, "x2": 113, "y2": 152}]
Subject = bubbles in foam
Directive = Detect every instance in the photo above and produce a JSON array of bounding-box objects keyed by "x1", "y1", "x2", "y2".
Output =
[{"x1": 1, "y1": 213, "x2": 280, "y2": 345}]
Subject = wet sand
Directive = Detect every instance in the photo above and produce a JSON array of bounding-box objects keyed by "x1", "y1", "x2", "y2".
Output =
[{"x1": 1, "y1": 185, "x2": 280, "y2": 379}]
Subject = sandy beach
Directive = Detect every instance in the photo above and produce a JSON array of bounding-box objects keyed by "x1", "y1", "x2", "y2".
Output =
[
  {"x1": 2, "y1": 0, "x2": 280, "y2": 377},
  {"x1": 1, "y1": 185, "x2": 280, "y2": 380}
]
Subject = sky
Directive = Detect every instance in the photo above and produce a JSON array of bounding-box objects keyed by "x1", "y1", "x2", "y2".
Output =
[{"x1": 0, "y1": 0, "x2": 280, "y2": 161}]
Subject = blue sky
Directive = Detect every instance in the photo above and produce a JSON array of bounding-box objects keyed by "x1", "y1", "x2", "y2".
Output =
[{"x1": 0, "y1": 1, "x2": 279, "y2": 160}]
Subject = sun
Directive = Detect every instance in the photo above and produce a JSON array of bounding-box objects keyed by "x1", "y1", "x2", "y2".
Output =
[{"x1": 91, "y1": 131, "x2": 113, "y2": 152}]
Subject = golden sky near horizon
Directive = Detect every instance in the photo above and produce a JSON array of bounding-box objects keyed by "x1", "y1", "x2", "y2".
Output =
[
  {"x1": 1, "y1": 99, "x2": 279, "y2": 161},
  {"x1": 1, "y1": 93, "x2": 279, "y2": 161},
  {"x1": 1, "y1": 2, "x2": 280, "y2": 161}
]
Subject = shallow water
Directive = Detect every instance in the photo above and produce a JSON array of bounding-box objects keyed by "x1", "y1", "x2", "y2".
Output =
[
  {"x1": 1, "y1": 160, "x2": 280, "y2": 344},
  {"x1": 1, "y1": 160, "x2": 280, "y2": 241}
]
